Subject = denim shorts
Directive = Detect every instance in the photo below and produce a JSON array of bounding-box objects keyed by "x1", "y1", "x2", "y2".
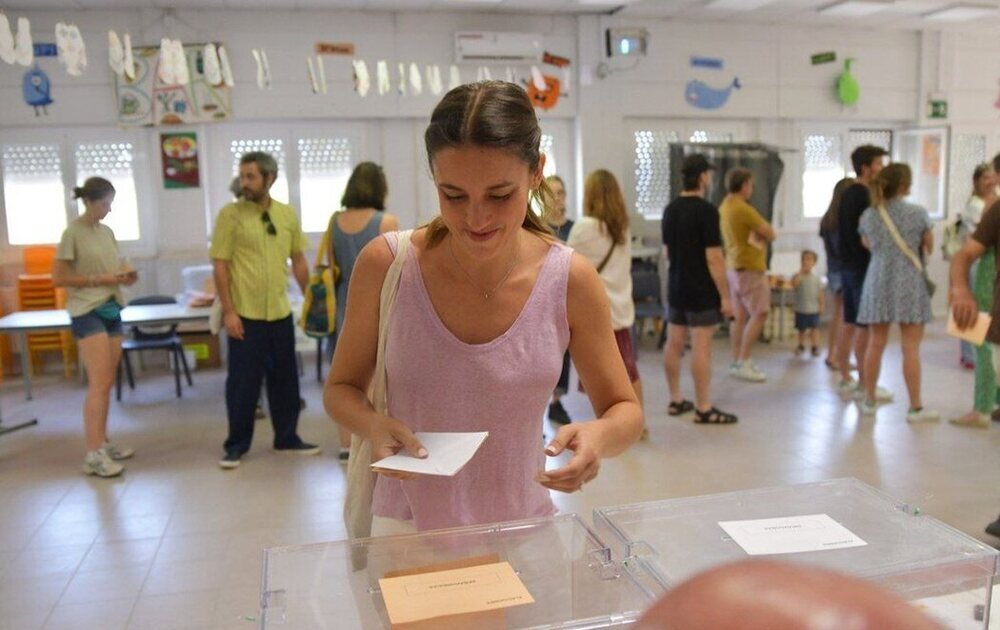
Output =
[
  {"x1": 70, "y1": 310, "x2": 124, "y2": 340},
  {"x1": 795, "y1": 312, "x2": 820, "y2": 331}
]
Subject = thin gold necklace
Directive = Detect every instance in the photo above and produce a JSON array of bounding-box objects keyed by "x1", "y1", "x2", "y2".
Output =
[{"x1": 448, "y1": 235, "x2": 521, "y2": 300}]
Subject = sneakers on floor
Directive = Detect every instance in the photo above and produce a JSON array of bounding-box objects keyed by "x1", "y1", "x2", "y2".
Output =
[
  {"x1": 103, "y1": 441, "x2": 134, "y2": 461},
  {"x1": 857, "y1": 399, "x2": 878, "y2": 417},
  {"x1": 906, "y1": 407, "x2": 940, "y2": 423},
  {"x1": 83, "y1": 448, "x2": 124, "y2": 478},
  {"x1": 838, "y1": 379, "x2": 859, "y2": 395},
  {"x1": 219, "y1": 448, "x2": 242, "y2": 469},
  {"x1": 548, "y1": 400, "x2": 571, "y2": 425},
  {"x1": 849, "y1": 385, "x2": 893, "y2": 402},
  {"x1": 732, "y1": 361, "x2": 766, "y2": 383},
  {"x1": 274, "y1": 442, "x2": 321, "y2": 456},
  {"x1": 949, "y1": 412, "x2": 990, "y2": 428}
]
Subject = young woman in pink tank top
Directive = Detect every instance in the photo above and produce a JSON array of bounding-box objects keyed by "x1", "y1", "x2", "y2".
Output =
[{"x1": 324, "y1": 81, "x2": 644, "y2": 533}]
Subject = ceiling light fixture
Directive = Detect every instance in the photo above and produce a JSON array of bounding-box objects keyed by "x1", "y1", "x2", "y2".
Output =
[
  {"x1": 818, "y1": 0, "x2": 893, "y2": 17},
  {"x1": 705, "y1": 0, "x2": 775, "y2": 10},
  {"x1": 923, "y1": 3, "x2": 998, "y2": 21}
]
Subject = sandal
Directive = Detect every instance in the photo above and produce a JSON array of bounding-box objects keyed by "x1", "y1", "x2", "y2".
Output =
[
  {"x1": 694, "y1": 407, "x2": 738, "y2": 424},
  {"x1": 668, "y1": 399, "x2": 695, "y2": 416}
]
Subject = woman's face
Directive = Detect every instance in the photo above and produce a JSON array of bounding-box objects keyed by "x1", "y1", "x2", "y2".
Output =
[
  {"x1": 86, "y1": 193, "x2": 115, "y2": 220},
  {"x1": 976, "y1": 169, "x2": 996, "y2": 197},
  {"x1": 432, "y1": 145, "x2": 543, "y2": 259},
  {"x1": 549, "y1": 179, "x2": 566, "y2": 214}
]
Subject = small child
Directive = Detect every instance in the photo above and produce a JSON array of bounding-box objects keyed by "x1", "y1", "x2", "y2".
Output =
[{"x1": 791, "y1": 250, "x2": 824, "y2": 357}]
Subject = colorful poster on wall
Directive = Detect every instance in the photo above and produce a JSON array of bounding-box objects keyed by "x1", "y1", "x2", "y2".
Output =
[
  {"x1": 922, "y1": 135, "x2": 942, "y2": 177},
  {"x1": 114, "y1": 43, "x2": 232, "y2": 127},
  {"x1": 161, "y1": 132, "x2": 200, "y2": 189}
]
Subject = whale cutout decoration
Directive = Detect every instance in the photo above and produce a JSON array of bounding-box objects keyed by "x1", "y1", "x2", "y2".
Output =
[{"x1": 685, "y1": 77, "x2": 740, "y2": 110}]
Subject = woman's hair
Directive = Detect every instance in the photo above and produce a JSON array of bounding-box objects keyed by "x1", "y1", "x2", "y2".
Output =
[
  {"x1": 423, "y1": 81, "x2": 553, "y2": 247},
  {"x1": 341, "y1": 161, "x2": 388, "y2": 210},
  {"x1": 72, "y1": 176, "x2": 115, "y2": 202},
  {"x1": 583, "y1": 169, "x2": 629, "y2": 246},
  {"x1": 972, "y1": 162, "x2": 992, "y2": 199},
  {"x1": 819, "y1": 177, "x2": 855, "y2": 234},
  {"x1": 871, "y1": 163, "x2": 912, "y2": 207}
]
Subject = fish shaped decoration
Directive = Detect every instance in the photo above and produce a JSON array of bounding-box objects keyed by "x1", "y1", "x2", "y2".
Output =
[
  {"x1": 23, "y1": 64, "x2": 52, "y2": 115},
  {"x1": 837, "y1": 58, "x2": 859, "y2": 105},
  {"x1": 685, "y1": 77, "x2": 740, "y2": 110}
]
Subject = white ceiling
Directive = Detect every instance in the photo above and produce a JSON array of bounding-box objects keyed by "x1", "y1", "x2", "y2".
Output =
[{"x1": 6, "y1": 0, "x2": 1000, "y2": 30}]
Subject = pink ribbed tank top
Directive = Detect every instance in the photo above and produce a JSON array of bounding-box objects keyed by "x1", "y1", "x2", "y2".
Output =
[{"x1": 372, "y1": 232, "x2": 572, "y2": 531}]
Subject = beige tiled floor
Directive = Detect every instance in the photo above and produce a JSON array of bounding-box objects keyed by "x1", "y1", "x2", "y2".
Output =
[{"x1": 1, "y1": 322, "x2": 998, "y2": 629}]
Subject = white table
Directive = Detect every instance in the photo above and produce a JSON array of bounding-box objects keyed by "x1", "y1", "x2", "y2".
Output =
[{"x1": 0, "y1": 304, "x2": 211, "y2": 435}]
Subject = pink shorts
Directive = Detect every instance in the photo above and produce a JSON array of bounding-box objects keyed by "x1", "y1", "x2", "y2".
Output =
[{"x1": 727, "y1": 270, "x2": 770, "y2": 317}]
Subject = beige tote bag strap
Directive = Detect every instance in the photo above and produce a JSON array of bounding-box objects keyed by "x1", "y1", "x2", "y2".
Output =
[
  {"x1": 877, "y1": 204, "x2": 924, "y2": 274},
  {"x1": 344, "y1": 229, "x2": 412, "y2": 542}
]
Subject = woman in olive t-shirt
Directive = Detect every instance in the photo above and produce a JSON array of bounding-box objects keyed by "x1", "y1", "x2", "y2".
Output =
[{"x1": 53, "y1": 177, "x2": 138, "y2": 478}]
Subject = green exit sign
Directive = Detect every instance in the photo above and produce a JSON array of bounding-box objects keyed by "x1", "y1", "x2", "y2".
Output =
[{"x1": 928, "y1": 100, "x2": 948, "y2": 119}]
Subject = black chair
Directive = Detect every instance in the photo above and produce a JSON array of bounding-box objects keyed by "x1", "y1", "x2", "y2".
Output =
[
  {"x1": 631, "y1": 260, "x2": 663, "y2": 358},
  {"x1": 116, "y1": 295, "x2": 193, "y2": 400}
]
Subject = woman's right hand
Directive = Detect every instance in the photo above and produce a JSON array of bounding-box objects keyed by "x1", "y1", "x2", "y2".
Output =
[{"x1": 369, "y1": 415, "x2": 427, "y2": 481}]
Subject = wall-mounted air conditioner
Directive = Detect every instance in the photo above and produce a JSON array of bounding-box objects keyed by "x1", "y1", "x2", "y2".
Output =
[{"x1": 454, "y1": 31, "x2": 543, "y2": 64}]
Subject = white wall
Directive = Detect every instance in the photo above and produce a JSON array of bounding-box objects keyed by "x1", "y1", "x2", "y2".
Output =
[{"x1": 1, "y1": 7, "x2": 999, "y2": 313}]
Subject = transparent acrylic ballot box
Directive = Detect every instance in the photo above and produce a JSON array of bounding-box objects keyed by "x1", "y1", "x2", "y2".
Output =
[
  {"x1": 593, "y1": 478, "x2": 1000, "y2": 630},
  {"x1": 259, "y1": 514, "x2": 656, "y2": 629}
]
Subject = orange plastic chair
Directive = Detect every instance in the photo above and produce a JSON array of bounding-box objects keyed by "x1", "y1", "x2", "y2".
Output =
[
  {"x1": 16, "y1": 273, "x2": 76, "y2": 378},
  {"x1": 22, "y1": 245, "x2": 57, "y2": 275}
]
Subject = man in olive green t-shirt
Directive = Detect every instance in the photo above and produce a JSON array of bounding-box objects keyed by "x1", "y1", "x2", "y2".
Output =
[
  {"x1": 209, "y1": 151, "x2": 318, "y2": 469},
  {"x1": 719, "y1": 168, "x2": 776, "y2": 383}
]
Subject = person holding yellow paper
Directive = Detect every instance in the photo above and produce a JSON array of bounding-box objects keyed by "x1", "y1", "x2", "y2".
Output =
[{"x1": 325, "y1": 81, "x2": 644, "y2": 534}]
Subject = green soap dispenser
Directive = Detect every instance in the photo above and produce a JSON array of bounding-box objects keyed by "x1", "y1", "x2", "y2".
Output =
[{"x1": 837, "y1": 58, "x2": 859, "y2": 105}]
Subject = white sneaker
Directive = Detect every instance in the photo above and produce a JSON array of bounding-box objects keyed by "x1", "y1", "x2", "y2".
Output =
[
  {"x1": 104, "y1": 441, "x2": 134, "y2": 461},
  {"x1": 949, "y1": 413, "x2": 990, "y2": 428},
  {"x1": 728, "y1": 362, "x2": 741, "y2": 376},
  {"x1": 907, "y1": 408, "x2": 940, "y2": 423},
  {"x1": 82, "y1": 448, "x2": 124, "y2": 478},
  {"x1": 732, "y1": 361, "x2": 766, "y2": 383},
  {"x1": 857, "y1": 399, "x2": 878, "y2": 417},
  {"x1": 849, "y1": 385, "x2": 893, "y2": 402},
  {"x1": 838, "y1": 379, "x2": 859, "y2": 395}
]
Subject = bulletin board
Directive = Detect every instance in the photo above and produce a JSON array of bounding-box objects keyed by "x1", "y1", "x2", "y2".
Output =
[{"x1": 114, "y1": 43, "x2": 232, "y2": 127}]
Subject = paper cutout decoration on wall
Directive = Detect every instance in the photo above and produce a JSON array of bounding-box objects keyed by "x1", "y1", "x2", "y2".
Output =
[
  {"x1": 543, "y1": 51, "x2": 570, "y2": 68},
  {"x1": 426, "y1": 64, "x2": 442, "y2": 96},
  {"x1": 23, "y1": 64, "x2": 52, "y2": 116},
  {"x1": 113, "y1": 43, "x2": 232, "y2": 127},
  {"x1": 527, "y1": 74, "x2": 561, "y2": 110},
  {"x1": 449, "y1": 65, "x2": 461, "y2": 90},
  {"x1": 108, "y1": 30, "x2": 125, "y2": 76},
  {"x1": 529, "y1": 65, "x2": 546, "y2": 91},
  {"x1": 161, "y1": 132, "x2": 200, "y2": 189},
  {"x1": 158, "y1": 38, "x2": 188, "y2": 85},
  {"x1": 837, "y1": 58, "x2": 859, "y2": 105},
  {"x1": 216, "y1": 45, "x2": 232, "y2": 87},
  {"x1": 685, "y1": 77, "x2": 740, "y2": 110},
  {"x1": 307, "y1": 57, "x2": 319, "y2": 93},
  {"x1": 408, "y1": 62, "x2": 422, "y2": 96},
  {"x1": 202, "y1": 43, "x2": 221, "y2": 86},
  {"x1": 308, "y1": 55, "x2": 327, "y2": 94},
  {"x1": 252, "y1": 48, "x2": 271, "y2": 89},
  {"x1": 14, "y1": 17, "x2": 32, "y2": 66},
  {"x1": 377, "y1": 60, "x2": 390, "y2": 95},
  {"x1": 476, "y1": 66, "x2": 492, "y2": 81},
  {"x1": 123, "y1": 34, "x2": 135, "y2": 80},
  {"x1": 55, "y1": 22, "x2": 85, "y2": 76},
  {"x1": 353, "y1": 59, "x2": 370, "y2": 96},
  {"x1": 397, "y1": 62, "x2": 406, "y2": 95},
  {"x1": 0, "y1": 14, "x2": 15, "y2": 64}
]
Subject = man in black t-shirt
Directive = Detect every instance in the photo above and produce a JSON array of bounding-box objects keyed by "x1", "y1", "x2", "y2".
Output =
[
  {"x1": 661, "y1": 154, "x2": 737, "y2": 424},
  {"x1": 834, "y1": 144, "x2": 892, "y2": 402}
]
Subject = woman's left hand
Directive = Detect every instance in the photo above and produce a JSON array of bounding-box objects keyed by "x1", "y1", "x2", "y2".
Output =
[{"x1": 536, "y1": 422, "x2": 605, "y2": 493}]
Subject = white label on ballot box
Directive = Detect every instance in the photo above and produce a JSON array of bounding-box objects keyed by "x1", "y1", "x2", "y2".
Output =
[{"x1": 718, "y1": 514, "x2": 867, "y2": 556}]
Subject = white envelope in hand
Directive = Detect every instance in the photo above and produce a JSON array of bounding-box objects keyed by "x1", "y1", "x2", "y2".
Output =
[{"x1": 372, "y1": 432, "x2": 488, "y2": 477}]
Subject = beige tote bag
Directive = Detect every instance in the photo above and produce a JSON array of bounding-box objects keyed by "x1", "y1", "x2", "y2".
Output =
[{"x1": 344, "y1": 229, "x2": 412, "y2": 540}]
